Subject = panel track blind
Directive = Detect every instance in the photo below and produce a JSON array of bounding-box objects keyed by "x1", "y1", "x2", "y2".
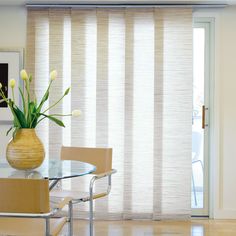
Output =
[{"x1": 26, "y1": 7, "x2": 193, "y2": 220}]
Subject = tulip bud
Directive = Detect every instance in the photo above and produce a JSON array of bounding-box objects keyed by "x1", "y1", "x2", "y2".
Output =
[
  {"x1": 64, "y1": 87, "x2": 70, "y2": 96},
  {"x1": 20, "y1": 69, "x2": 28, "y2": 81},
  {"x1": 72, "y1": 109, "x2": 81, "y2": 117},
  {"x1": 50, "y1": 70, "x2": 57, "y2": 81},
  {"x1": 9, "y1": 79, "x2": 16, "y2": 88},
  {"x1": 0, "y1": 83, "x2": 2, "y2": 89}
]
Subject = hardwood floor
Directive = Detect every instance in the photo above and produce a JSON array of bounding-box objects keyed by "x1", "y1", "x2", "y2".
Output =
[{"x1": 61, "y1": 219, "x2": 236, "y2": 236}]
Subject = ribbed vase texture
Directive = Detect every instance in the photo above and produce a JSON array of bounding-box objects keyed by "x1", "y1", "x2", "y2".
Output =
[{"x1": 6, "y1": 129, "x2": 45, "y2": 170}]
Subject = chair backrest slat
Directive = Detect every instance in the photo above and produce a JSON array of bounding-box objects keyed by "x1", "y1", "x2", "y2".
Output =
[
  {"x1": 0, "y1": 178, "x2": 50, "y2": 214},
  {"x1": 61, "y1": 146, "x2": 112, "y2": 174}
]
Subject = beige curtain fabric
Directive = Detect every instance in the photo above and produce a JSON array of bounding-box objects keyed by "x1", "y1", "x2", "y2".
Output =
[{"x1": 26, "y1": 8, "x2": 193, "y2": 220}]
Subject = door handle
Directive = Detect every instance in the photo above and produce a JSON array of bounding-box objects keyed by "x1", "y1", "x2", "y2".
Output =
[{"x1": 202, "y1": 105, "x2": 208, "y2": 129}]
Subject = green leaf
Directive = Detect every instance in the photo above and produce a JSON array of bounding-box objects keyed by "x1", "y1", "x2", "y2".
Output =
[
  {"x1": 6, "y1": 126, "x2": 13, "y2": 136},
  {"x1": 27, "y1": 101, "x2": 37, "y2": 127},
  {"x1": 8, "y1": 100, "x2": 21, "y2": 128},
  {"x1": 34, "y1": 95, "x2": 37, "y2": 107},
  {"x1": 29, "y1": 101, "x2": 37, "y2": 114},
  {"x1": 37, "y1": 81, "x2": 52, "y2": 113},
  {"x1": 37, "y1": 90, "x2": 49, "y2": 112},
  {"x1": 12, "y1": 105, "x2": 27, "y2": 128},
  {"x1": 12, "y1": 127, "x2": 19, "y2": 140},
  {"x1": 39, "y1": 113, "x2": 65, "y2": 127},
  {"x1": 29, "y1": 74, "x2": 33, "y2": 83},
  {"x1": 25, "y1": 94, "x2": 40, "y2": 128},
  {"x1": 13, "y1": 118, "x2": 18, "y2": 127},
  {"x1": 30, "y1": 116, "x2": 39, "y2": 128}
]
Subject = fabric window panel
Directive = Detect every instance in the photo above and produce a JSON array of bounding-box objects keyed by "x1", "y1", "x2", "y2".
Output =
[{"x1": 26, "y1": 7, "x2": 192, "y2": 220}]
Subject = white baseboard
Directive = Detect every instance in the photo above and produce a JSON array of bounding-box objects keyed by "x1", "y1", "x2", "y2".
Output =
[{"x1": 213, "y1": 209, "x2": 236, "y2": 219}]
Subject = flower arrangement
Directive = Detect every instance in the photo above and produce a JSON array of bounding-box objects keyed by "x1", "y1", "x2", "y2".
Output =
[{"x1": 0, "y1": 69, "x2": 80, "y2": 137}]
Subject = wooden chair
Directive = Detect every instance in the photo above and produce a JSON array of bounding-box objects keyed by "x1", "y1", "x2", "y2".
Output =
[
  {"x1": 51, "y1": 146, "x2": 117, "y2": 236},
  {"x1": 0, "y1": 178, "x2": 73, "y2": 236}
]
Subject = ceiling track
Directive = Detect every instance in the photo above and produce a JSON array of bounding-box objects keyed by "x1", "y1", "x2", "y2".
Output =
[{"x1": 26, "y1": 3, "x2": 228, "y2": 8}]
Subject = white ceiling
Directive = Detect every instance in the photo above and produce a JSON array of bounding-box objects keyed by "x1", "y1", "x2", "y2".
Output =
[{"x1": 0, "y1": 0, "x2": 235, "y2": 6}]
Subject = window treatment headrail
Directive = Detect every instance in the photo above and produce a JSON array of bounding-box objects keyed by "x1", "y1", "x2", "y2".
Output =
[{"x1": 26, "y1": 3, "x2": 227, "y2": 8}]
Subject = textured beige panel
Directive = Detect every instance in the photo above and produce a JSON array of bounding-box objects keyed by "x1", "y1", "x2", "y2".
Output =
[
  {"x1": 25, "y1": 9, "x2": 36, "y2": 91},
  {"x1": 26, "y1": 9, "x2": 50, "y2": 157},
  {"x1": 71, "y1": 9, "x2": 87, "y2": 147},
  {"x1": 62, "y1": 13, "x2": 72, "y2": 147},
  {"x1": 96, "y1": 9, "x2": 109, "y2": 147},
  {"x1": 158, "y1": 8, "x2": 193, "y2": 218},
  {"x1": 153, "y1": 8, "x2": 164, "y2": 219},
  {"x1": 95, "y1": 9, "x2": 110, "y2": 215},
  {"x1": 83, "y1": 10, "x2": 97, "y2": 147},
  {"x1": 123, "y1": 9, "x2": 134, "y2": 218},
  {"x1": 107, "y1": 9, "x2": 126, "y2": 216},
  {"x1": 70, "y1": 9, "x2": 98, "y2": 213},
  {"x1": 49, "y1": 9, "x2": 67, "y2": 159},
  {"x1": 132, "y1": 8, "x2": 155, "y2": 215}
]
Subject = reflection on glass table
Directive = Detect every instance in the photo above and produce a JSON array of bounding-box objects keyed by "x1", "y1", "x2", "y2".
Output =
[{"x1": 0, "y1": 159, "x2": 96, "y2": 190}]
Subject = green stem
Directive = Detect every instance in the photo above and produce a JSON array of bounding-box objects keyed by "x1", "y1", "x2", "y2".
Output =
[
  {"x1": 35, "y1": 113, "x2": 71, "y2": 126},
  {"x1": 25, "y1": 79, "x2": 31, "y2": 119},
  {"x1": 26, "y1": 79, "x2": 30, "y2": 103},
  {"x1": 36, "y1": 116, "x2": 47, "y2": 126},
  {"x1": 29, "y1": 81, "x2": 53, "y2": 128},
  {"x1": 42, "y1": 94, "x2": 66, "y2": 113},
  {"x1": 0, "y1": 88, "x2": 9, "y2": 105},
  {"x1": 49, "y1": 114, "x2": 72, "y2": 117},
  {"x1": 11, "y1": 88, "x2": 15, "y2": 103},
  {"x1": 23, "y1": 81, "x2": 28, "y2": 115},
  {"x1": 37, "y1": 80, "x2": 52, "y2": 112},
  {"x1": 0, "y1": 89, "x2": 21, "y2": 127},
  {"x1": 29, "y1": 114, "x2": 37, "y2": 128},
  {"x1": 19, "y1": 87, "x2": 26, "y2": 115}
]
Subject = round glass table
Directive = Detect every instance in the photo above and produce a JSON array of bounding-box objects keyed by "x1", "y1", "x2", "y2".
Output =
[{"x1": 0, "y1": 159, "x2": 96, "y2": 190}]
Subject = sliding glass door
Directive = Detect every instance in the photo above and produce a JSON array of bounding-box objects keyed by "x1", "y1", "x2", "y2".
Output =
[{"x1": 192, "y1": 19, "x2": 213, "y2": 216}]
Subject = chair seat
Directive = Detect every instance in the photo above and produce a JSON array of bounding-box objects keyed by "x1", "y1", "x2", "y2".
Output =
[
  {"x1": 0, "y1": 217, "x2": 66, "y2": 236},
  {"x1": 50, "y1": 196, "x2": 72, "y2": 210},
  {"x1": 50, "y1": 189, "x2": 90, "y2": 202}
]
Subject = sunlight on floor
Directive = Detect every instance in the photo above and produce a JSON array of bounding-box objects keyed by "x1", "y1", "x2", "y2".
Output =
[{"x1": 61, "y1": 219, "x2": 236, "y2": 236}]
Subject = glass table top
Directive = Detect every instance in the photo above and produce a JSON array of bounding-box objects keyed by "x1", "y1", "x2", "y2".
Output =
[{"x1": 0, "y1": 159, "x2": 96, "y2": 180}]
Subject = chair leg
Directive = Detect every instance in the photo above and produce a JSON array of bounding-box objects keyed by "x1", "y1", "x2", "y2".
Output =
[
  {"x1": 68, "y1": 201, "x2": 73, "y2": 236},
  {"x1": 89, "y1": 198, "x2": 94, "y2": 236},
  {"x1": 199, "y1": 160, "x2": 204, "y2": 171},
  {"x1": 192, "y1": 172, "x2": 197, "y2": 206},
  {"x1": 45, "y1": 218, "x2": 50, "y2": 236}
]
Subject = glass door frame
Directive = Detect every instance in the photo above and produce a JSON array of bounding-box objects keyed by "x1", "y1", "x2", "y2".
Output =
[{"x1": 192, "y1": 18, "x2": 214, "y2": 216}]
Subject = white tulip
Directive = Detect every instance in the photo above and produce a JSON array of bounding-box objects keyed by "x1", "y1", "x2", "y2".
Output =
[
  {"x1": 72, "y1": 109, "x2": 82, "y2": 117},
  {"x1": 9, "y1": 79, "x2": 16, "y2": 88},
  {"x1": 20, "y1": 69, "x2": 29, "y2": 81},
  {"x1": 50, "y1": 70, "x2": 57, "y2": 81},
  {"x1": 0, "y1": 83, "x2": 2, "y2": 89}
]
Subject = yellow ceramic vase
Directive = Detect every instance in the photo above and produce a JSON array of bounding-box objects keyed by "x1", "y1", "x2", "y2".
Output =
[{"x1": 6, "y1": 129, "x2": 45, "y2": 170}]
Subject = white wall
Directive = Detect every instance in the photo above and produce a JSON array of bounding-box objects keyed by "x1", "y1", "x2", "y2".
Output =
[
  {"x1": 0, "y1": 4, "x2": 236, "y2": 219},
  {"x1": 0, "y1": 7, "x2": 26, "y2": 157},
  {"x1": 194, "y1": 5, "x2": 236, "y2": 219},
  {"x1": 214, "y1": 5, "x2": 236, "y2": 219}
]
